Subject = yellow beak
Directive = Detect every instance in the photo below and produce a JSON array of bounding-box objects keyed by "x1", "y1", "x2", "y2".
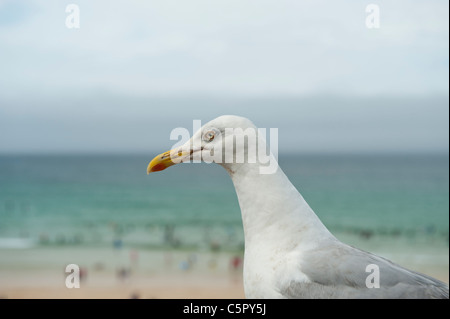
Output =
[{"x1": 147, "y1": 149, "x2": 191, "y2": 174}]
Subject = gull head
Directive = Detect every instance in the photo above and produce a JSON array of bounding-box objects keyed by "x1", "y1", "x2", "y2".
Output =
[{"x1": 147, "y1": 115, "x2": 264, "y2": 174}]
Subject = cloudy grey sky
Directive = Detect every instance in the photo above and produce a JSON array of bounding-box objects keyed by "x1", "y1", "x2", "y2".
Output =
[{"x1": 0, "y1": 0, "x2": 448, "y2": 154}]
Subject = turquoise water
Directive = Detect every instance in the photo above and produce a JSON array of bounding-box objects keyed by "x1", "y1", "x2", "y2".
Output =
[{"x1": 0, "y1": 154, "x2": 448, "y2": 250}]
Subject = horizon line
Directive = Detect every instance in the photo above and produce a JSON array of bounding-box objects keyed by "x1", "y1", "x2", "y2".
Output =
[{"x1": 0, "y1": 150, "x2": 448, "y2": 157}]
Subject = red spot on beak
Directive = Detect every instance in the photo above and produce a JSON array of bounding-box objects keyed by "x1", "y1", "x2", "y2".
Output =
[{"x1": 150, "y1": 163, "x2": 167, "y2": 172}]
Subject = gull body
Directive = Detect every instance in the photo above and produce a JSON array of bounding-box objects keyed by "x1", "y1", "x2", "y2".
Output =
[{"x1": 147, "y1": 115, "x2": 449, "y2": 299}]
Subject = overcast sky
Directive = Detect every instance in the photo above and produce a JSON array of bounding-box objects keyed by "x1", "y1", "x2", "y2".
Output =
[{"x1": 0, "y1": 0, "x2": 448, "y2": 154}]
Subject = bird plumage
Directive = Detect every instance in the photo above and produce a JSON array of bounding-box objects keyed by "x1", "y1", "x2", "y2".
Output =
[{"x1": 148, "y1": 115, "x2": 449, "y2": 299}]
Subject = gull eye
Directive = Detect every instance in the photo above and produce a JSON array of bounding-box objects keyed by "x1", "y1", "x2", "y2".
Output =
[{"x1": 203, "y1": 129, "x2": 217, "y2": 142}]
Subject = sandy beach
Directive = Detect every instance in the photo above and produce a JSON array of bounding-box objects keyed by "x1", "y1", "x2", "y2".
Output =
[
  {"x1": 0, "y1": 239, "x2": 447, "y2": 299},
  {"x1": 0, "y1": 273, "x2": 245, "y2": 299},
  {"x1": 0, "y1": 247, "x2": 246, "y2": 299}
]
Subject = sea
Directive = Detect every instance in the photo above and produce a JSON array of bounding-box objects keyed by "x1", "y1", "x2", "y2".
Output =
[{"x1": 0, "y1": 153, "x2": 448, "y2": 254}]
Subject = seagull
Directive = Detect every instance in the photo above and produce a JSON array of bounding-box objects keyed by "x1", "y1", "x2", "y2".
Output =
[{"x1": 147, "y1": 115, "x2": 449, "y2": 299}]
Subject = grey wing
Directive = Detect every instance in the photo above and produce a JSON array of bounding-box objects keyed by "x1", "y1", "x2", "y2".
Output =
[{"x1": 281, "y1": 241, "x2": 449, "y2": 299}]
